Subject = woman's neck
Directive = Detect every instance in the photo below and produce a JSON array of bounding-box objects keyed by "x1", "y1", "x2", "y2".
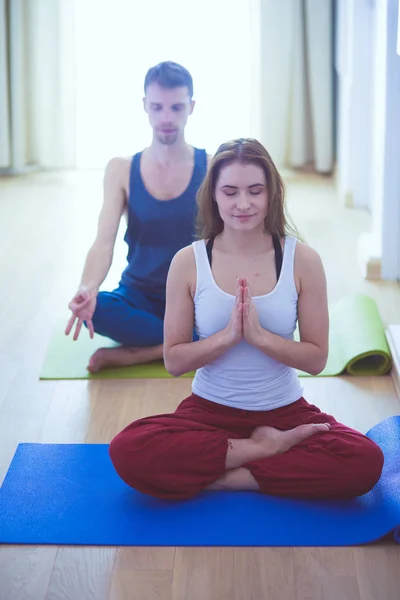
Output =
[{"x1": 216, "y1": 227, "x2": 273, "y2": 255}]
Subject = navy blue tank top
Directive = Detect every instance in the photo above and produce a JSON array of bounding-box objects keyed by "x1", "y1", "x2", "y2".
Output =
[{"x1": 119, "y1": 147, "x2": 208, "y2": 299}]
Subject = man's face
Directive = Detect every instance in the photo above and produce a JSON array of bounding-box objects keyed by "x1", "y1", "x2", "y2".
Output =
[{"x1": 143, "y1": 83, "x2": 195, "y2": 145}]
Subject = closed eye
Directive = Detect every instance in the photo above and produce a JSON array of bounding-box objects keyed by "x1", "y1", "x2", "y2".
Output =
[
  {"x1": 224, "y1": 189, "x2": 262, "y2": 197},
  {"x1": 221, "y1": 184, "x2": 265, "y2": 196},
  {"x1": 249, "y1": 185, "x2": 264, "y2": 195}
]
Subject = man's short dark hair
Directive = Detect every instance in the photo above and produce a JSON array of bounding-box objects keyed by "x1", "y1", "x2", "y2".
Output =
[{"x1": 144, "y1": 61, "x2": 194, "y2": 98}]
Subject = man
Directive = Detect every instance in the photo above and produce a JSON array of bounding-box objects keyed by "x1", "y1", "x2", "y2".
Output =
[{"x1": 65, "y1": 61, "x2": 210, "y2": 372}]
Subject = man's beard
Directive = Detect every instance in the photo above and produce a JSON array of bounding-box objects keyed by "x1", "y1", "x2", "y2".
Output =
[{"x1": 156, "y1": 131, "x2": 179, "y2": 145}]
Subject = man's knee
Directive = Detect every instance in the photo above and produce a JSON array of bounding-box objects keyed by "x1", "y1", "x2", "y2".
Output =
[
  {"x1": 91, "y1": 291, "x2": 116, "y2": 334},
  {"x1": 90, "y1": 291, "x2": 134, "y2": 343},
  {"x1": 90, "y1": 289, "x2": 164, "y2": 346}
]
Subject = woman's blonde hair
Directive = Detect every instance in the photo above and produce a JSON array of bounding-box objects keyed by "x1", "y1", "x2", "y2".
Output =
[{"x1": 196, "y1": 138, "x2": 299, "y2": 240}]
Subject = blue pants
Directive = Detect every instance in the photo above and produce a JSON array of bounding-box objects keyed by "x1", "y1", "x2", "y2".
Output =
[{"x1": 90, "y1": 285, "x2": 165, "y2": 347}]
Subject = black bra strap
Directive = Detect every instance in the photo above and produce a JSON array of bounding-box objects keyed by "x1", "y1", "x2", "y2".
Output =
[
  {"x1": 272, "y1": 234, "x2": 283, "y2": 280},
  {"x1": 206, "y1": 237, "x2": 214, "y2": 266},
  {"x1": 206, "y1": 235, "x2": 283, "y2": 280}
]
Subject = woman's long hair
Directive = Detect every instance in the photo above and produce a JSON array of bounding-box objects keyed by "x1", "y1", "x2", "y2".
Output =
[{"x1": 196, "y1": 138, "x2": 299, "y2": 240}]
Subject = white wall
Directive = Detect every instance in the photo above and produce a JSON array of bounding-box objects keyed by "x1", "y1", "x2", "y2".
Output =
[
  {"x1": 337, "y1": 0, "x2": 400, "y2": 280},
  {"x1": 0, "y1": 0, "x2": 10, "y2": 168},
  {"x1": 370, "y1": 0, "x2": 388, "y2": 256},
  {"x1": 379, "y1": 0, "x2": 400, "y2": 279},
  {"x1": 365, "y1": 0, "x2": 400, "y2": 280}
]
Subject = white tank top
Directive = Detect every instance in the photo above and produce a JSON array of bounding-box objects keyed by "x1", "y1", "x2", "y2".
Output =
[{"x1": 191, "y1": 236, "x2": 304, "y2": 410}]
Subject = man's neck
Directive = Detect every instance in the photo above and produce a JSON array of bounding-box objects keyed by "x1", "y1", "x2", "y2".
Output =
[{"x1": 146, "y1": 138, "x2": 193, "y2": 166}]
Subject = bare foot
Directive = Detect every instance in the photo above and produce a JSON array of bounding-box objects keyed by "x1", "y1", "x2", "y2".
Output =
[
  {"x1": 87, "y1": 344, "x2": 163, "y2": 373},
  {"x1": 250, "y1": 423, "x2": 331, "y2": 456},
  {"x1": 207, "y1": 467, "x2": 259, "y2": 491}
]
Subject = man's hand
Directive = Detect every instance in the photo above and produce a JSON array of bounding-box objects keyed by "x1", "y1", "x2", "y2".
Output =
[{"x1": 65, "y1": 288, "x2": 97, "y2": 341}]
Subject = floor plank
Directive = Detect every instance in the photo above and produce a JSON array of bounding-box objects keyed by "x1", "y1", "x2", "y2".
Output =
[
  {"x1": 0, "y1": 546, "x2": 57, "y2": 600},
  {"x1": 233, "y1": 548, "x2": 295, "y2": 600},
  {"x1": 45, "y1": 547, "x2": 117, "y2": 600},
  {"x1": 353, "y1": 545, "x2": 400, "y2": 600},
  {"x1": 171, "y1": 548, "x2": 235, "y2": 600},
  {"x1": 294, "y1": 548, "x2": 361, "y2": 600},
  {"x1": 114, "y1": 547, "x2": 175, "y2": 571},
  {"x1": 109, "y1": 570, "x2": 173, "y2": 600}
]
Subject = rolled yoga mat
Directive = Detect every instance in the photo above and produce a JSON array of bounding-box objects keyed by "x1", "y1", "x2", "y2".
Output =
[
  {"x1": 1, "y1": 416, "x2": 400, "y2": 547},
  {"x1": 40, "y1": 294, "x2": 391, "y2": 380},
  {"x1": 297, "y1": 293, "x2": 392, "y2": 377}
]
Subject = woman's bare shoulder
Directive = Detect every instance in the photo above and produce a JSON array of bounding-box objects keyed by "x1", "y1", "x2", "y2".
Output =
[
  {"x1": 168, "y1": 243, "x2": 199, "y2": 297},
  {"x1": 170, "y1": 244, "x2": 197, "y2": 269},
  {"x1": 294, "y1": 240, "x2": 324, "y2": 271}
]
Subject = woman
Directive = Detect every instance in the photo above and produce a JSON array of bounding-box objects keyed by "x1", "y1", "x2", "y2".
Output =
[{"x1": 109, "y1": 138, "x2": 384, "y2": 501}]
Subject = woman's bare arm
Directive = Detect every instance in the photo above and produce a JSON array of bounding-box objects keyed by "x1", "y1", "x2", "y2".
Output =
[
  {"x1": 251, "y1": 243, "x2": 329, "y2": 375},
  {"x1": 163, "y1": 246, "x2": 240, "y2": 377}
]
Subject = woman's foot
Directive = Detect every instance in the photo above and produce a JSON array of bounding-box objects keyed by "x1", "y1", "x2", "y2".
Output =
[
  {"x1": 250, "y1": 422, "x2": 331, "y2": 456},
  {"x1": 210, "y1": 423, "x2": 331, "y2": 491},
  {"x1": 87, "y1": 344, "x2": 163, "y2": 373},
  {"x1": 207, "y1": 467, "x2": 259, "y2": 491}
]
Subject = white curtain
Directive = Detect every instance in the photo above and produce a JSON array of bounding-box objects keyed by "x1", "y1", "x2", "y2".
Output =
[
  {"x1": 73, "y1": 0, "x2": 252, "y2": 168},
  {"x1": 0, "y1": 0, "x2": 335, "y2": 174},
  {"x1": 0, "y1": 0, "x2": 76, "y2": 172},
  {"x1": 0, "y1": 0, "x2": 10, "y2": 168},
  {"x1": 251, "y1": 0, "x2": 334, "y2": 173}
]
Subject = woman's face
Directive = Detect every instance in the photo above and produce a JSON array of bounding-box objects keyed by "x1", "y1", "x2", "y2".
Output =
[{"x1": 214, "y1": 160, "x2": 268, "y2": 233}]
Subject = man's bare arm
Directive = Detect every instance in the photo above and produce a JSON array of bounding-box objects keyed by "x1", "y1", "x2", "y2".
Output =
[{"x1": 78, "y1": 157, "x2": 129, "y2": 293}]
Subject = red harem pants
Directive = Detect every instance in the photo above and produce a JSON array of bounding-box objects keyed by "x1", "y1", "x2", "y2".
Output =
[{"x1": 109, "y1": 394, "x2": 384, "y2": 501}]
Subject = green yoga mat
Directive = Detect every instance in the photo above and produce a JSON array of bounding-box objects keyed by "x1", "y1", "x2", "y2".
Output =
[
  {"x1": 297, "y1": 294, "x2": 392, "y2": 377},
  {"x1": 40, "y1": 294, "x2": 391, "y2": 380},
  {"x1": 40, "y1": 326, "x2": 194, "y2": 380}
]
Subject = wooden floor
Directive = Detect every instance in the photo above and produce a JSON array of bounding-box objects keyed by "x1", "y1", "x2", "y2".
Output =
[{"x1": 0, "y1": 169, "x2": 400, "y2": 600}]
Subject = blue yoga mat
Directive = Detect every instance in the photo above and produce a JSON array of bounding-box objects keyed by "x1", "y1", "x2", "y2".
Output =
[{"x1": 1, "y1": 416, "x2": 400, "y2": 547}]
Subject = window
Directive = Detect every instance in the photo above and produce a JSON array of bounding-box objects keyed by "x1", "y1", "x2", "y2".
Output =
[{"x1": 74, "y1": 0, "x2": 252, "y2": 168}]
